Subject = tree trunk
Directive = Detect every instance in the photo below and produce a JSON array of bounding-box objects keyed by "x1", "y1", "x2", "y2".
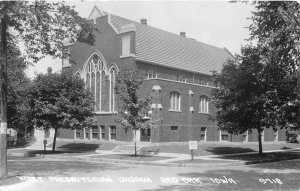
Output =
[
  {"x1": 134, "y1": 129, "x2": 137, "y2": 156},
  {"x1": 298, "y1": 70, "x2": 300, "y2": 136},
  {"x1": 52, "y1": 128, "x2": 57, "y2": 152},
  {"x1": 258, "y1": 128, "x2": 263, "y2": 156},
  {"x1": 0, "y1": 14, "x2": 8, "y2": 180}
]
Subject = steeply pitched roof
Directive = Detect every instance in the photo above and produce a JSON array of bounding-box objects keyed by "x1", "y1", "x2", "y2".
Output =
[{"x1": 95, "y1": 8, "x2": 233, "y2": 75}]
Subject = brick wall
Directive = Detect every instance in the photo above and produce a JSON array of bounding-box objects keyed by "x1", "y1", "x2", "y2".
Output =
[{"x1": 60, "y1": 16, "x2": 287, "y2": 143}]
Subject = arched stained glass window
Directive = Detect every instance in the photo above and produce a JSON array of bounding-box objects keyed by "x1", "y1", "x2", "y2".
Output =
[
  {"x1": 110, "y1": 68, "x2": 117, "y2": 112},
  {"x1": 96, "y1": 72, "x2": 101, "y2": 111},
  {"x1": 85, "y1": 54, "x2": 105, "y2": 112}
]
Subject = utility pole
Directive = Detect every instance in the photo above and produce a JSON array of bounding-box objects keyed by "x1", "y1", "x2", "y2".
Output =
[{"x1": 0, "y1": 13, "x2": 8, "y2": 180}]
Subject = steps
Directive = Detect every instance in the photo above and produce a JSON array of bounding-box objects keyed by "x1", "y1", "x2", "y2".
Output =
[{"x1": 112, "y1": 145, "x2": 142, "y2": 154}]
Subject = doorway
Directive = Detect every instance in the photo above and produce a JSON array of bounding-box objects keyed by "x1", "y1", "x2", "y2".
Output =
[{"x1": 140, "y1": 128, "x2": 151, "y2": 142}]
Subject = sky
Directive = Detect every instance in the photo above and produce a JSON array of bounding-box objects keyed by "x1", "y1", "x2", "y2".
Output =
[{"x1": 25, "y1": 1, "x2": 255, "y2": 78}]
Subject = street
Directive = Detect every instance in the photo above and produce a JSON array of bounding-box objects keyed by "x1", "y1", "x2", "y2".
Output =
[{"x1": 1, "y1": 157, "x2": 300, "y2": 191}]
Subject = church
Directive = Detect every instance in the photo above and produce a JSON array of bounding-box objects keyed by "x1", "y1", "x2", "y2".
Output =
[{"x1": 58, "y1": 6, "x2": 286, "y2": 143}]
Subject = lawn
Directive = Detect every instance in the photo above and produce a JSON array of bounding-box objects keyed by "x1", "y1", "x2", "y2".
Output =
[
  {"x1": 49, "y1": 141, "x2": 121, "y2": 151},
  {"x1": 171, "y1": 159, "x2": 234, "y2": 164},
  {"x1": 219, "y1": 151, "x2": 300, "y2": 163},
  {"x1": 142, "y1": 142, "x2": 300, "y2": 156},
  {"x1": 89, "y1": 154, "x2": 173, "y2": 161}
]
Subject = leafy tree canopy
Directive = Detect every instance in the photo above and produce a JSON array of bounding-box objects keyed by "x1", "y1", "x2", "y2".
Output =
[
  {"x1": 6, "y1": 40, "x2": 31, "y2": 131},
  {"x1": 29, "y1": 71, "x2": 95, "y2": 151},
  {"x1": 0, "y1": 1, "x2": 95, "y2": 62},
  {"x1": 213, "y1": 45, "x2": 297, "y2": 134},
  {"x1": 249, "y1": 1, "x2": 300, "y2": 73},
  {"x1": 114, "y1": 68, "x2": 153, "y2": 131}
]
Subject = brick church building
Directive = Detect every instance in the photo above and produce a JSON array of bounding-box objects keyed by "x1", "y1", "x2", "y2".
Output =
[{"x1": 58, "y1": 6, "x2": 286, "y2": 143}]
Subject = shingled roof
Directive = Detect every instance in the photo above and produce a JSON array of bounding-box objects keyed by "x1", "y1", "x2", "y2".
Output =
[{"x1": 90, "y1": 6, "x2": 233, "y2": 75}]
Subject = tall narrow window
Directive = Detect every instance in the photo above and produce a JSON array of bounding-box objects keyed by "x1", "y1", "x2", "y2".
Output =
[
  {"x1": 122, "y1": 36, "x2": 130, "y2": 56},
  {"x1": 100, "y1": 126, "x2": 105, "y2": 140},
  {"x1": 92, "y1": 126, "x2": 98, "y2": 139},
  {"x1": 96, "y1": 72, "x2": 101, "y2": 111},
  {"x1": 199, "y1": 96, "x2": 209, "y2": 113},
  {"x1": 76, "y1": 131, "x2": 80, "y2": 139},
  {"x1": 85, "y1": 54, "x2": 105, "y2": 112},
  {"x1": 170, "y1": 91, "x2": 181, "y2": 111},
  {"x1": 200, "y1": 127, "x2": 207, "y2": 141},
  {"x1": 220, "y1": 130, "x2": 228, "y2": 141},
  {"x1": 147, "y1": 69, "x2": 157, "y2": 79},
  {"x1": 110, "y1": 68, "x2": 117, "y2": 112},
  {"x1": 110, "y1": 126, "x2": 116, "y2": 140}
]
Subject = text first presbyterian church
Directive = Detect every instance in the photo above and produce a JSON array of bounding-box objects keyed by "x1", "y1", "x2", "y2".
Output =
[{"x1": 58, "y1": 6, "x2": 286, "y2": 143}]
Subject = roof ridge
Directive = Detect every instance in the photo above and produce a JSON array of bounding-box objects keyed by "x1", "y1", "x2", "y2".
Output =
[
  {"x1": 108, "y1": 13, "x2": 226, "y2": 51},
  {"x1": 89, "y1": 7, "x2": 233, "y2": 75}
]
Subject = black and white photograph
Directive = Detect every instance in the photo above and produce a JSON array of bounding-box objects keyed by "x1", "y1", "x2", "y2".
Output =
[{"x1": 0, "y1": 1, "x2": 300, "y2": 190}]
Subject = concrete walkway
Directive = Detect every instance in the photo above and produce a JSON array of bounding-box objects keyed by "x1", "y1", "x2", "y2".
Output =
[{"x1": 7, "y1": 144, "x2": 300, "y2": 167}]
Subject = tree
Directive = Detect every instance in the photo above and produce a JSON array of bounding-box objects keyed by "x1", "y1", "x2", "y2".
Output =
[
  {"x1": 0, "y1": 1, "x2": 95, "y2": 179},
  {"x1": 114, "y1": 68, "x2": 159, "y2": 156},
  {"x1": 6, "y1": 40, "x2": 31, "y2": 133},
  {"x1": 212, "y1": 45, "x2": 296, "y2": 155},
  {"x1": 212, "y1": 1, "x2": 300, "y2": 155},
  {"x1": 248, "y1": 1, "x2": 300, "y2": 133},
  {"x1": 28, "y1": 71, "x2": 95, "y2": 152}
]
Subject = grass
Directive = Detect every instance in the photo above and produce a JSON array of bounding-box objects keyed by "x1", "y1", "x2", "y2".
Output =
[
  {"x1": 49, "y1": 141, "x2": 121, "y2": 151},
  {"x1": 171, "y1": 152, "x2": 300, "y2": 164},
  {"x1": 220, "y1": 152, "x2": 300, "y2": 163},
  {"x1": 171, "y1": 159, "x2": 234, "y2": 164},
  {"x1": 89, "y1": 154, "x2": 173, "y2": 161},
  {"x1": 7, "y1": 156, "x2": 31, "y2": 160},
  {"x1": 142, "y1": 142, "x2": 300, "y2": 156}
]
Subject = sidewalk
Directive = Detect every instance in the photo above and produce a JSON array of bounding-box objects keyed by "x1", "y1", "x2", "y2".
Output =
[{"x1": 7, "y1": 144, "x2": 300, "y2": 168}]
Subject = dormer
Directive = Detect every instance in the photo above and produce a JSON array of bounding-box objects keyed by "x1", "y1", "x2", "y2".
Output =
[{"x1": 119, "y1": 23, "x2": 136, "y2": 58}]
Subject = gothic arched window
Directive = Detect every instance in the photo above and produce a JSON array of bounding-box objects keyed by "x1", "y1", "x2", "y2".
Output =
[
  {"x1": 109, "y1": 67, "x2": 117, "y2": 112},
  {"x1": 85, "y1": 54, "x2": 105, "y2": 112}
]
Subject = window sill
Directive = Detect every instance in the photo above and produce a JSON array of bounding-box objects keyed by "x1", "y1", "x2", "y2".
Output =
[
  {"x1": 168, "y1": 109, "x2": 182, "y2": 113},
  {"x1": 120, "y1": 54, "x2": 135, "y2": 59},
  {"x1": 198, "y1": 112, "x2": 209, "y2": 115}
]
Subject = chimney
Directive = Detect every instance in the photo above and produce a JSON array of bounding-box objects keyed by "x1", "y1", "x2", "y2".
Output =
[
  {"x1": 180, "y1": 32, "x2": 186, "y2": 37},
  {"x1": 140, "y1": 18, "x2": 147, "y2": 25},
  {"x1": 47, "y1": 67, "x2": 52, "y2": 74}
]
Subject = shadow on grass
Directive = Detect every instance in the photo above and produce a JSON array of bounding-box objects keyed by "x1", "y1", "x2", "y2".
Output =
[
  {"x1": 90, "y1": 154, "x2": 171, "y2": 161},
  {"x1": 205, "y1": 147, "x2": 300, "y2": 164},
  {"x1": 280, "y1": 146, "x2": 291, "y2": 150},
  {"x1": 58, "y1": 143, "x2": 100, "y2": 151},
  {"x1": 221, "y1": 152, "x2": 300, "y2": 163},
  {"x1": 205, "y1": 147, "x2": 255, "y2": 155}
]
